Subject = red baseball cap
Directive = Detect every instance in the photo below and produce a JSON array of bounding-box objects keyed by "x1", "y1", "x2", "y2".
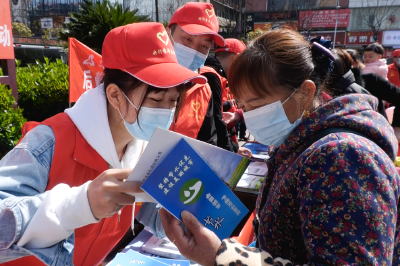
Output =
[
  {"x1": 393, "y1": 49, "x2": 400, "y2": 58},
  {"x1": 102, "y1": 22, "x2": 206, "y2": 88},
  {"x1": 168, "y1": 2, "x2": 225, "y2": 47},
  {"x1": 215, "y1": 38, "x2": 246, "y2": 54}
]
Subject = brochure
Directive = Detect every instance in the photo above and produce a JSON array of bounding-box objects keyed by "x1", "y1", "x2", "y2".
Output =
[
  {"x1": 242, "y1": 142, "x2": 270, "y2": 162},
  {"x1": 120, "y1": 230, "x2": 194, "y2": 266},
  {"x1": 244, "y1": 161, "x2": 268, "y2": 176},
  {"x1": 235, "y1": 173, "x2": 265, "y2": 193},
  {"x1": 127, "y1": 128, "x2": 250, "y2": 202},
  {"x1": 153, "y1": 257, "x2": 190, "y2": 266},
  {"x1": 141, "y1": 138, "x2": 249, "y2": 240},
  {"x1": 141, "y1": 235, "x2": 185, "y2": 260},
  {"x1": 106, "y1": 249, "x2": 170, "y2": 266}
]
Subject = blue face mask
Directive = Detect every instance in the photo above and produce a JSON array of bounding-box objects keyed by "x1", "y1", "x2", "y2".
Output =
[
  {"x1": 174, "y1": 41, "x2": 207, "y2": 71},
  {"x1": 119, "y1": 93, "x2": 175, "y2": 141},
  {"x1": 243, "y1": 90, "x2": 303, "y2": 147}
]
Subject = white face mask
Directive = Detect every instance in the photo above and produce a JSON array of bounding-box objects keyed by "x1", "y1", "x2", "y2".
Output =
[
  {"x1": 169, "y1": 29, "x2": 207, "y2": 71},
  {"x1": 173, "y1": 42, "x2": 207, "y2": 71},
  {"x1": 243, "y1": 90, "x2": 303, "y2": 147},
  {"x1": 118, "y1": 92, "x2": 175, "y2": 141}
]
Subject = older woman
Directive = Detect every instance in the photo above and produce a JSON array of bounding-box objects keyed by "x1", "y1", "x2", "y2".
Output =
[{"x1": 160, "y1": 29, "x2": 400, "y2": 265}]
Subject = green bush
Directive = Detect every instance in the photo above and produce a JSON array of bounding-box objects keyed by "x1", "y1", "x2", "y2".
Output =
[
  {"x1": 17, "y1": 57, "x2": 69, "y2": 122},
  {"x1": 0, "y1": 84, "x2": 26, "y2": 158}
]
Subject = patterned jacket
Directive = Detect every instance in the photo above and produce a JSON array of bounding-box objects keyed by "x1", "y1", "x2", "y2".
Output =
[{"x1": 215, "y1": 94, "x2": 400, "y2": 266}]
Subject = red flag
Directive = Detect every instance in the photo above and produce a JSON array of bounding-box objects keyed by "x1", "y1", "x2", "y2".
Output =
[
  {"x1": 69, "y1": 38, "x2": 103, "y2": 103},
  {"x1": 0, "y1": 0, "x2": 14, "y2": 59}
]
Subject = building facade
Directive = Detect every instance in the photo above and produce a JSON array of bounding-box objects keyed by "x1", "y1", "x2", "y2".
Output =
[{"x1": 244, "y1": 0, "x2": 400, "y2": 53}]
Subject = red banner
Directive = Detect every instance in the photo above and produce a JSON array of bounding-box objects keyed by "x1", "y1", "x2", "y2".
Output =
[
  {"x1": 69, "y1": 38, "x2": 103, "y2": 103},
  {"x1": 299, "y1": 9, "x2": 350, "y2": 29},
  {"x1": 384, "y1": 49, "x2": 395, "y2": 58},
  {"x1": 0, "y1": 0, "x2": 14, "y2": 59},
  {"x1": 346, "y1": 31, "x2": 383, "y2": 46}
]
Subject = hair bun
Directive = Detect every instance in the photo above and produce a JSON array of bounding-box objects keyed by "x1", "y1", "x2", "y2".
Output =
[{"x1": 312, "y1": 42, "x2": 335, "y2": 61}]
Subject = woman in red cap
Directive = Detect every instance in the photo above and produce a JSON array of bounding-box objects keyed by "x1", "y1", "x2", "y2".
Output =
[{"x1": 0, "y1": 22, "x2": 206, "y2": 266}]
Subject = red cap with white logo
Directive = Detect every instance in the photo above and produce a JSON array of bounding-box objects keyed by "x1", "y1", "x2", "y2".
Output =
[
  {"x1": 102, "y1": 22, "x2": 207, "y2": 88},
  {"x1": 168, "y1": 2, "x2": 225, "y2": 47},
  {"x1": 215, "y1": 38, "x2": 246, "y2": 54}
]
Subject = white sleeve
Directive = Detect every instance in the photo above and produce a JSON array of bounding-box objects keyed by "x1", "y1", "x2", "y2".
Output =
[{"x1": 17, "y1": 181, "x2": 99, "y2": 249}]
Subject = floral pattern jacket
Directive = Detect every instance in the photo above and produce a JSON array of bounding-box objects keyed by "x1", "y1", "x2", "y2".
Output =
[{"x1": 215, "y1": 94, "x2": 400, "y2": 266}]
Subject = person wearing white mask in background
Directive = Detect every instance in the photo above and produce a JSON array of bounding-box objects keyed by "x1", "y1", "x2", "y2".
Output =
[
  {"x1": 0, "y1": 22, "x2": 206, "y2": 266},
  {"x1": 167, "y1": 2, "x2": 225, "y2": 145},
  {"x1": 135, "y1": 2, "x2": 229, "y2": 237}
]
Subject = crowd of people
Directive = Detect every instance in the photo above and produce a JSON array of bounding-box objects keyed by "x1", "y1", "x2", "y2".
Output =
[{"x1": 1, "y1": 1, "x2": 400, "y2": 266}]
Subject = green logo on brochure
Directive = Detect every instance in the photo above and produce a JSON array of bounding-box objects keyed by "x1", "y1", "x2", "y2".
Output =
[{"x1": 179, "y1": 179, "x2": 204, "y2": 205}]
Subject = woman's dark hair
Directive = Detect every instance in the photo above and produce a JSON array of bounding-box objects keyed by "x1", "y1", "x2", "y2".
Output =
[
  {"x1": 346, "y1": 49, "x2": 361, "y2": 63},
  {"x1": 324, "y1": 49, "x2": 354, "y2": 90},
  {"x1": 364, "y1": 43, "x2": 384, "y2": 55},
  {"x1": 229, "y1": 29, "x2": 333, "y2": 104},
  {"x1": 102, "y1": 68, "x2": 188, "y2": 122}
]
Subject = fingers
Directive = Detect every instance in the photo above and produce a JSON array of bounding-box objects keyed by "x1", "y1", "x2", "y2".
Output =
[
  {"x1": 113, "y1": 193, "x2": 136, "y2": 206},
  {"x1": 159, "y1": 208, "x2": 172, "y2": 224},
  {"x1": 181, "y1": 210, "x2": 201, "y2": 238},
  {"x1": 237, "y1": 148, "x2": 252, "y2": 158},
  {"x1": 160, "y1": 208, "x2": 175, "y2": 240},
  {"x1": 117, "y1": 181, "x2": 144, "y2": 194},
  {"x1": 160, "y1": 209, "x2": 188, "y2": 245},
  {"x1": 102, "y1": 168, "x2": 133, "y2": 181}
]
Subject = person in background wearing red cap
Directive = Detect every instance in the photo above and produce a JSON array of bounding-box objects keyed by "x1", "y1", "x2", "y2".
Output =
[
  {"x1": 0, "y1": 22, "x2": 205, "y2": 266},
  {"x1": 165, "y1": 2, "x2": 226, "y2": 148},
  {"x1": 388, "y1": 49, "x2": 400, "y2": 88},
  {"x1": 200, "y1": 38, "x2": 246, "y2": 152}
]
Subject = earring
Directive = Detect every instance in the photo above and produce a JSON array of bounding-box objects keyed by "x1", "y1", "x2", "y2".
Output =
[{"x1": 302, "y1": 110, "x2": 310, "y2": 119}]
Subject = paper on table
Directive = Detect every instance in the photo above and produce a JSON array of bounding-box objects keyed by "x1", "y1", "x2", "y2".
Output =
[
  {"x1": 244, "y1": 161, "x2": 268, "y2": 176},
  {"x1": 141, "y1": 235, "x2": 185, "y2": 260},
  {"x1": 236, "y1": 173, "x2": 264, "y2": 191}
]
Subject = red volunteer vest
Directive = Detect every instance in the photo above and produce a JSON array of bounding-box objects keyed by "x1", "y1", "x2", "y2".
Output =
[
  {"x1": 388, "y1": 63, "x2": 400, "y2": 88},
  {"x1": 170, "y1": 83, "x2": 211, "y2": 138},
  {"x1": 199, "y1": 66, "x2": 237, "y2": 113},
  {"x1": 5, "y1": 113, "x2": 132, "y2": 266}
]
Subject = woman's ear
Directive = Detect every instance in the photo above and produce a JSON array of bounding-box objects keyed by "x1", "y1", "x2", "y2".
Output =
[
  {"x1": 166, "y1": 26, "x2": 174, "y2": 45},
  {"x1": 106, "y1": 83, "x2": 125, "y2": 112},
  {"x1": 300, "y1": 80, "x2": 316, "y2": 110}
]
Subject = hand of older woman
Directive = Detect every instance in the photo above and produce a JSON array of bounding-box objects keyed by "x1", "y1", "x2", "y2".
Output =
[
  {"x1": 222, "y1": 112, "x2": 239, "y2": 128},
  {"x1": 237, "y1": 147, "x2": 252, "y2": 158},
  {"x1": 159, "y1": 209, "x2": 221, "y2": 266}
]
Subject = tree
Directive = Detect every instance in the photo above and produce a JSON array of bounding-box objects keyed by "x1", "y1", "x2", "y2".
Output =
[
  {"x1": 355, "y1": 0, "x2": 400, "y2": 42},
  {"x1": 244, "y1": 28, "x2": 265, "y2": 43},
  {"x1": 12, "y1": 22, "x2": 33, "y2": 37},
  {"x1": 59, "y1": 0, "x2": 149, "y2": 53},
  {"x1": 42, "y1": 27, "x2": 62, "y2": 45}
]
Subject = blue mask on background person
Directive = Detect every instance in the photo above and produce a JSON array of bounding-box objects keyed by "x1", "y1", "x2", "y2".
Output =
[
  {"x1": 174, "y1": 42, "x2": 207, "y2": 71},
  {"x1": 119, "y1": 92, "x2": 175, "y2": 141},
  {"x1": 243, "y1": 90, "x2": 303, "y2": 147}
]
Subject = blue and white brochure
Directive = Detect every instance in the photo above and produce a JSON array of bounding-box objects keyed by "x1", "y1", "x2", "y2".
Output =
[
  {"x1": 127, "y1": 128, "x2": 250, "y2": 202},
  {"x1": 141, "y1": 139, "x2": 249, "y2": 240},
  {"x1": 106, "y1": 250, "x2": 170, "y2": 266}
]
